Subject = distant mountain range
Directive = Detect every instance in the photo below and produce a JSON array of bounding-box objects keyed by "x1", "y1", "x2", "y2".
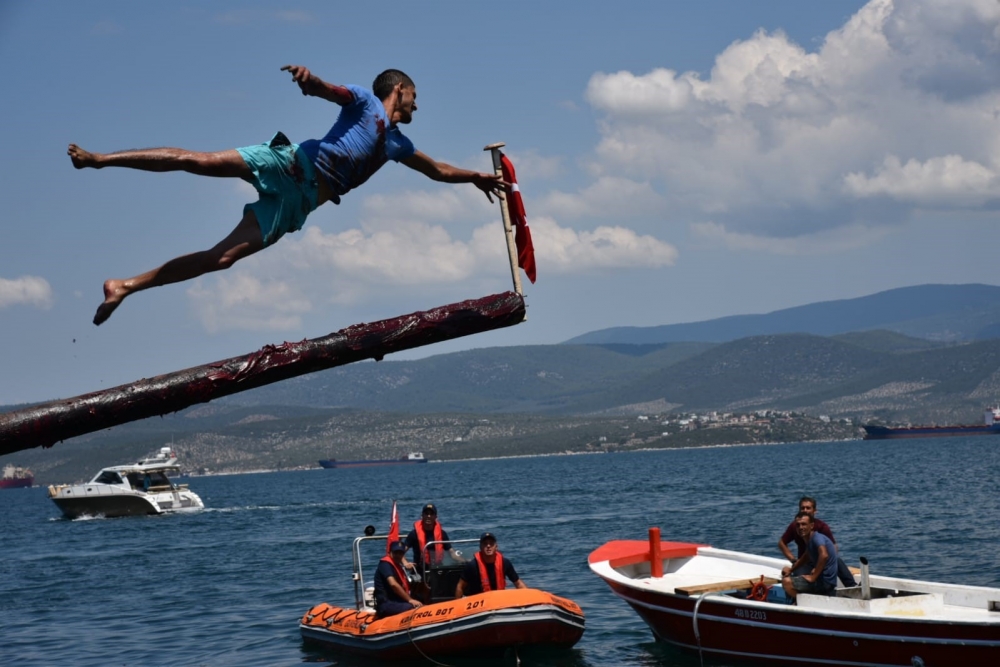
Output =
[
  {"x1": 564, "y1": 283, "x2": 1000, "y2": 344},
  {"x1": 7, "y1": 283, "x2": 1000, "y2": 480},
  {"x1": 5, "y1": 283, "x2": 1000, "y2": 467},
  {"x1": 203, "y1": 283, "x2": 1000, "y2": 421}
]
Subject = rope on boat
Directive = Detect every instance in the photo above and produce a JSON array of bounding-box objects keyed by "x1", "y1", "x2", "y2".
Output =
[
  {"x1": 692, "y1": 591, "x2": 723, "y2": 667},
  {"x1": 402, "y1": 606, "x2": 453, "y2": 667}
]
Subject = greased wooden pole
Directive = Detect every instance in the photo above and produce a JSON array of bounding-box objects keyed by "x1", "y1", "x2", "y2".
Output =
[{"x1": 484, "y1": 142, "x2": 525, "y2": 296}]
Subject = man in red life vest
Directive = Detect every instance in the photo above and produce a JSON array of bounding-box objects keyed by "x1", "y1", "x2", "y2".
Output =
[
  {"x1": 373, "y1": 540, "x2": 423, "y2": 618},
  {"x1": 404, "y1": 503, "x2": 464, "y2": 573},
  {"x1": 455, "y1": 532, "x2": 527, "y2": 597}
]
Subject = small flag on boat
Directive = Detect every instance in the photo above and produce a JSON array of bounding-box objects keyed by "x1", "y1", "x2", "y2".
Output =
[
  {"x1": 386, "y1": 500, "x2": 400, "y2": 555},
  {"x1": 500, "y1": 154, "x2": 537, "y2": 284}
]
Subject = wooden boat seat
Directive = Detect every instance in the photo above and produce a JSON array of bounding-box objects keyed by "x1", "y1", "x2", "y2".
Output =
[{"x1": 675, "y1": 576, "x2": 780, "y2": 597}]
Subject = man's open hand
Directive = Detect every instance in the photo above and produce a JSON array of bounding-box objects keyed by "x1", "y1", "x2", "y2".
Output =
[
  {"x1": 473, "y1": 172, "x2": 507, "y2": 203},
  {"x1": 281, "y1": 65, "x2": 315, "y2": 95}
]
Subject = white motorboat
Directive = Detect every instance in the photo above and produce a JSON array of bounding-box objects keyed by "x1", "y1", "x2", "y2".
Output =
[{"x1": 48, "y1": 447, "x2": 204, "y2": 519}]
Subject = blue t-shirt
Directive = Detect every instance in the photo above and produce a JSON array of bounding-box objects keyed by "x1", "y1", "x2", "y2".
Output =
[
  {"x1": 298, "y1": 84, "x2": 416, "y2": 200},
  {"x1": 807, "y1": 531, "x2": 839, "y2": 588}
]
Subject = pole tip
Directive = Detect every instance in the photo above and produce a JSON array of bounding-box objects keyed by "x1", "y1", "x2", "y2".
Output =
[{"x1": 483, "y1": 142, "x2": 506, "y2": 151}]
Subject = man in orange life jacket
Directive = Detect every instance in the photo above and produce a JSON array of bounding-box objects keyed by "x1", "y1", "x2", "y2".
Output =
[
  {"x1": 455, "y1": 532, "x2": 527, "y2": 597},
  {"x1": 404, "y1": 503, "x2": 464, "y2": 573},
  {"x1": 373, "y1": 540, "x2": 423, "y2": 618}
]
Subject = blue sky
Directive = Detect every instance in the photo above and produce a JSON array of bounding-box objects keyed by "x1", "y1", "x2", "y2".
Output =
[{"x1": 3, "y1": 0, "x2": 1000, "y2": 405}]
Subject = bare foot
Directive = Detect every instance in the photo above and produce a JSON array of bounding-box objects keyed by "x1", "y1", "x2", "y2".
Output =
[
  {"x1": 93, "y1": 279, "x2": 128, "y2": 325},
  {"x1": 68, "y1": 144, "x2": 102, "y2": 169}
]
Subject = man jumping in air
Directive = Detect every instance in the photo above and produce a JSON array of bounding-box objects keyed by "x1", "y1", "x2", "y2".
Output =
[{"x1": 68, "y1": 65, "x2": 504, "y2": 325}]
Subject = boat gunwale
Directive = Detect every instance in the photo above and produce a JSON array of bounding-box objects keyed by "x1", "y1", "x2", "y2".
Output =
[{"x1": 589, "y1": 542, "x2": 1000, "y2": 629}]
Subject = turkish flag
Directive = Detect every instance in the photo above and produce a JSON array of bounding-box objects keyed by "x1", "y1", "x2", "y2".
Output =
[
  {"x1": 500, "y1": 154, "x2": 537, "y2": 284},
  {"x1": 386, "y1": 500, "x2": 399, "y2": 555}
]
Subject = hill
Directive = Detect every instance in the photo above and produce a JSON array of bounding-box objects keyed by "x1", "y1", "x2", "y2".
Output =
[
  {"x1": 564, "y1": 283, "x2": 1000, "y2": 344},
  {"x1": 7, "y1": 286, "x2": 1000, "y2": 479}
]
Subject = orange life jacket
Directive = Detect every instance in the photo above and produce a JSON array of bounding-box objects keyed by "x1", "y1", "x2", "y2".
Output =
[
  {"x1": 379, "y1": 556, "x2": 410, "y2": 595},
  {"x1": 414, "y1": 520, "x2": 444, "y2": 566},
  {"x1": 475, "y1": 551, "x2": 506, "y2": 592}
]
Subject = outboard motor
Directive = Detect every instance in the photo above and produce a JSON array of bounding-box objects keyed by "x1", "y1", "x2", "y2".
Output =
[{"x1": 860, "y1": 556, "x2": 871, "y2": 601}]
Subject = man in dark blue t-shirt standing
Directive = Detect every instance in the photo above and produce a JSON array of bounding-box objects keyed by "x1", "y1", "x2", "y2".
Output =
[{"x1": 68, "y1": 65, "x2": 505, "y2": 326}]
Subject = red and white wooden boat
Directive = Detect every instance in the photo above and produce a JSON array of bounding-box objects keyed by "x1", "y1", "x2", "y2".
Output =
[{"x1": 589, "y1": 528, "x2": 1000, "y2": 667}]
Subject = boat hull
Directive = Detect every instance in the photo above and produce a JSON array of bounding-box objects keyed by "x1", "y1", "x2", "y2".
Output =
[
  {"x1": 49, "y1": 486, "x2": 203, "y2": 519},
  {"x1": 0, "y1": 476, "x2": 33, "y2": 489},
  {"x1": 606, "y1": 579, "x2": 1000, "y2": 666},
  {"x1": 300, "y1": 589, "x2": 584, "y2": 661},
  {"x1": 863, "y1": 424, "x2": 1000, "y2": 440},
  {"x1": 318, "y1": 459, "x2": 428, "y2": 469},
  {"x1": 590, "y1": 539, "x2": 1000, "y2": 667}
]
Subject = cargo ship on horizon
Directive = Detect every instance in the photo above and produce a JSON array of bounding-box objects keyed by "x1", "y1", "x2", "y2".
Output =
[
  {"x1": 1, "y1": 464, "x2": 34, "y2": 489},
  {"x1": 863, "y1": 407, "x2": 1000, "y2": 440},
  {"x1": 318, "y1": 452, "x2": 428, "y2": 469}
]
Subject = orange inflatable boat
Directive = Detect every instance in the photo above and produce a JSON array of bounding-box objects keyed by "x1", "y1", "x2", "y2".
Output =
[{"x1": 299, "y1": 529, "x2": 585, "y2": 661}]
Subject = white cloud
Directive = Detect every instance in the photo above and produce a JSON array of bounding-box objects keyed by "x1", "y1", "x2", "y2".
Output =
[
  {"x1": 186, "y1": 186, "x2": 677, "y2": 330},
  {"x1": 502, "y1": 149, "x2": 563, "y2": 181},
  {"x1": 0, "y1": 275, "x2": 53, "y2": 309},
  {"x1": 539, "y1": 176, "x2": 666, "y2": 220},
  {"x1": 587, "y1": 68, "x2": 698, "y2": 114},
  {"x1": 214, "y1": 9, "x2": 314, "y2": 25},
  {"x1": 361, "y1": 189, "x2": 480, "y2": 228},
  {"x1": 692, "y1": 221, "x2": 891, "y2": 255},
  {"x1": 528, "y1": 216, "x2": 677, "y2": 270},
  {"x1": 844, "y1": 155, "x2": 1000, "y2": 205},
  {"x1": 187, "y1": 273, "x2": 311, "y2": 333},
  {"x1": 580, "y1": 0, "x2": 1000, "y2": 244}
]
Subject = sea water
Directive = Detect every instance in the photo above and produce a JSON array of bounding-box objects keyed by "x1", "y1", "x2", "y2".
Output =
[{"x1": 2, "y1": 436, "x2": 998, "y2": 666}]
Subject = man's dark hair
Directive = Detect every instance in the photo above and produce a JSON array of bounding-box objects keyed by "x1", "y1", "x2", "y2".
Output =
[
  {"x1": 373, "y1": 69, "x2": 415, "y2": 100},
  {"x1": 795, "y1": 511, "x2": 814, "y2": 522},
  {"x1": 799, "y1": 496, "x2": 817, "y2": 509}
]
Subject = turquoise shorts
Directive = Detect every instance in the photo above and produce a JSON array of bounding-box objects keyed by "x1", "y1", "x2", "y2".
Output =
[{"x1": 236, "y1": 132, "x2": 319, "y2": 247}]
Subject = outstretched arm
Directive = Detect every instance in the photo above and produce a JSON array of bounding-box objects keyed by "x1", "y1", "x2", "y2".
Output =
[
  {"x1": 402, "y1": 150, "x2": 505, "y2": 203},
  {"x1": 281, "y1": 65, "x2": 354, "y2": 105},
  {"x1": 778, "y1": 538, "x2": 795, "y2": 563}
]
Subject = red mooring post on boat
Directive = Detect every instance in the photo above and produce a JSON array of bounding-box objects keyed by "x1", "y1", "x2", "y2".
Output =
[
  {"x1": 0, "y1": 291, "x2": 526, "y2": 456},
  {"x1": 649, "y1": 527, "x2": 663, "y2": 577}
]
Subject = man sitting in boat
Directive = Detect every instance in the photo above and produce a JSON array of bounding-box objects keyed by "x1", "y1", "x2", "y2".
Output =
[
  {"x1": 780, "y1": 512, "x2": 839, "y2": 600},
  {"x1": 404, "y1": 503, "x2": 465, "y2": 573},
  {"x1": 373, "y1": 540, "x2": 424, "y2": 618},
  {"x1": 778, "y1": 496, "x2": 857, "y2": 587},
  {"x1": 455, "y1": 532, "x2": 528, "y2": 597}
]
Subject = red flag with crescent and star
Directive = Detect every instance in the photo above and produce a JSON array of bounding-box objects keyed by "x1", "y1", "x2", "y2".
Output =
[
  {"x1": 386, "y1": 500, "x2": 399, "y2": 555},
  {"x1": 499, "y1": 154, "x2": 537, "y2": 284}
]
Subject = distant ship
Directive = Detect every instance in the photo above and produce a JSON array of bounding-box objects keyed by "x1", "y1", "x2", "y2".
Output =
[
  {"x1": 1, "y1": 464, "x2": 34, "y2": 489},
  {"x1": 319, "y1": 452, "x2": 428, "y2": 469},
  {"x1": 863, "y1": 407, "x2": 1000, "y2": 440}
]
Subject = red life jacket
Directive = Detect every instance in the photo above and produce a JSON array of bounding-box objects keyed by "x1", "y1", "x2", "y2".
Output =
[
  {"x1": 475, "y1": 551, "x2": 506, "y2": 592},
  {"x1": 379, "y1": 556, "x2": 409, "y2": 595},
  {"x1": 414, "y1": 520, "x2": 444, "y2": 566}
]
